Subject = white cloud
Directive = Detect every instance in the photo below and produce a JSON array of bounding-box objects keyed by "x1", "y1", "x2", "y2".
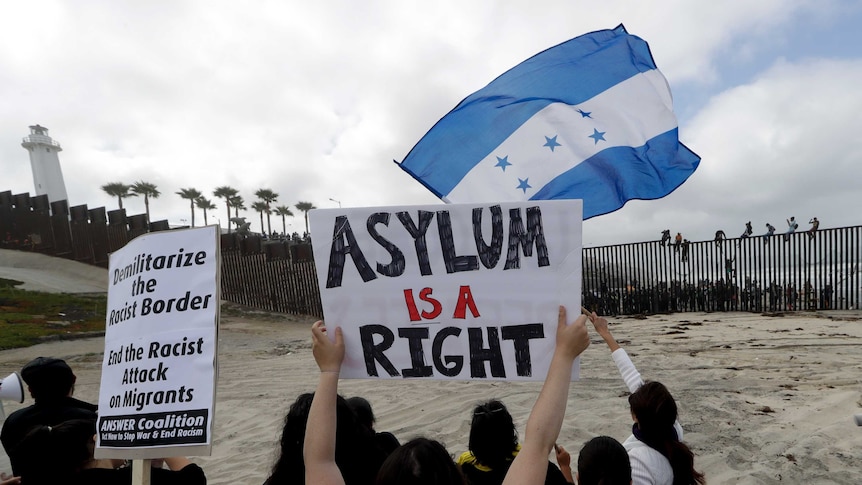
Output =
[{"x1": 0, "y1": 0, "x2": 858, "y2": 244}]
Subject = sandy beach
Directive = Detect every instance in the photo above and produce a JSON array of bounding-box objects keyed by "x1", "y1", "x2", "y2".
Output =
[{"x1": 1, "y1": 251, "x2": 861, "y2": 484}]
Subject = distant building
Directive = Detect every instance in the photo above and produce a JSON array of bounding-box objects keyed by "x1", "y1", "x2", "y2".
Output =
[{"x1": 21, "y1": 124, "x2": 69, "y2": 204}]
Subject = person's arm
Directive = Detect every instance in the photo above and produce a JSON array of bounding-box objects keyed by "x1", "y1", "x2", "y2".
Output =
[
  {"x1": 591, "y1": 312, "x2": 684, "y2": 440},
  {"x1": 554, "y1": 444, "x2": 575, "y2": 484},
  {"x1": 163, "y1": 457, "x2": 193, "y2": 470},
  {"x1": 589, "y1": 311, "x2": 644, "y2": 393},
  {"x1": 0, "y1": 473, "x2": 20, "y2": 485},
  {"x1": 303, "y1": 321, "x2": 346, "y2": 485},
  {"x1": 503, "y1": 306, "x2": 589, "y2": 485}
]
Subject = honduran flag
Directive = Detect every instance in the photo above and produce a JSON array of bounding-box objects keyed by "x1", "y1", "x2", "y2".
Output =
[{"x1": 397, "y1": 25, "x2": 700, "y2": 219}]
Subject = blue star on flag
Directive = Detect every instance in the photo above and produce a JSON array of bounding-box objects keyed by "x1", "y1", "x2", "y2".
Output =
[
  {"x1": 516, "y1": 178, "x2": 531, "y2": 193},
  {"x1": 577, "y1": 109, "x2": 592, "y2": 118},
  {"x1": 588, "y1": 128, "x2": 606, "y2": 144},
  {"x1": 495, "y1": 155, "x2": 512, "y2": 171},
  {"x1": 543, "y1": 135, "x2": 561, "y2": 152}
]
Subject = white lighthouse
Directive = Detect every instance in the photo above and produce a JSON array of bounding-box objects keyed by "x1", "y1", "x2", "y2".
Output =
[{"x1": 21, "y1": 124, "x2": 69, "y2": 204}]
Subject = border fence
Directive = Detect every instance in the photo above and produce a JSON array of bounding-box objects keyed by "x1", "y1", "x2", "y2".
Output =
[
  {"x1": 2, "y1": 188, "x2": 860, "y2": 318},
  {"x1": 583, "y1": 227, "x2": 862, "y2": 315},
  {"x1": 0, "y1": 190, "x2": 322, "y2": 317}
]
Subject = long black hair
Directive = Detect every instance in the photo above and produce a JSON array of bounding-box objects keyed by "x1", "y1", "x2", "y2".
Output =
[
  {"x1": 628, "y1": 381, "x2": 705, "y2": 485},
  {"x1": 264, "y1": 393, "x2": 386, "y2": 485},
  {"x1": 577, "y1": 436, "x2": 631, "y2": 485},
  {"x1": 376, "y1": 437, "x2": 466, "y2": 485},
  {"x1": 14, "y1": 418, "x2": 96, "y2": 485},
  {"x1": 467, "y1": 400, "x2": 518, "y2": 470}
]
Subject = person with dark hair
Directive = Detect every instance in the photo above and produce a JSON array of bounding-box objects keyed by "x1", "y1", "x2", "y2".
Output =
[
  {"x1": 713, "y1": 230, "x2": 725, "y2": 248},
  {"x1": 0, "y1": 357, "x2": 97, "y2": 474},
  {"x1": 264, "y1": 392, "x2": 386, "y2": 485},
  {"x1": 739, "y1": 222, "x2": 752, "y2": 239},
  {"x1": 13, "y1": 419, "x2": 205, "y2": 485},
  {"x1": 502, "y1": 307, "x2": 590, "y2": 485},
  {"x1": 660, "y1": 230, "x2": 671, "y2": 247},
  {"x1": 588, "y1": 313, "x2": 705, "y2": 485},
  {"x1": 376, "y1": 437, "x2": 466, "y2": 485},
  {"x1": 807, "y1": 217, "x2": 819, "y2": 240},
  {"x1": 577, "y1": 436, "x2": 631, "y2": 485},
  {"x1": 763, "y1": 223, "x2": 776, "y2": 245},
  {"x1": 303, "y1": 320, "x2": 467, "y2": 485},
  {"x1": 457, "y1": 399, "x2": 570, "y2": 484},
  {"x1": 346, "y1": 396, "x2": 400, "y2": 456}
]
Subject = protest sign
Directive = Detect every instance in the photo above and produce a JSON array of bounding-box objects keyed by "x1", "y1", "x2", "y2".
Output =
[
  {"x1": 95, "y1": 226, "x2": 220, "y2": 459},
  {"x1": 309, "y1": 200, "x2": 582, "y2": 381}
]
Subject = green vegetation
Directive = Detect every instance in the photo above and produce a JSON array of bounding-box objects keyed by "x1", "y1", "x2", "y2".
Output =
[{"x1": 0, "y1": 282, "x2": 106, "y2": 350}]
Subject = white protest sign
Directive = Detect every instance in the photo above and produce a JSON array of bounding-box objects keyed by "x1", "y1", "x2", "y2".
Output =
[
  {"x1": 309, "y1": 200, "x2": 582, "y2": 381},
  {"x1": 95, "y1": 226, "x2": 220, "y2": 459}
]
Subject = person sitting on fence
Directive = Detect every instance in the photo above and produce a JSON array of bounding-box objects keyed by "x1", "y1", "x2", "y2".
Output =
[
  {"x1": 807, "y1": 217, "x2": 819, "y2": 240},
  {"x1": 660, "y1": 230, "x2": 671, "y2": 247},
  {"x1": 713, "y1": 230, "x2": 725, "y2": 248},
  {"x1": 740, "y1": 221, "x2": 753, "y2": 238},
  {"x1": 763, "y1": 223, "x2": 776, "y2": 245},
  {"x1": 673, "y1": 233, "x2": 682, "y2": 253},
  {"x1": 784, "y1": 217, "x2": 798, "y2": 241}
]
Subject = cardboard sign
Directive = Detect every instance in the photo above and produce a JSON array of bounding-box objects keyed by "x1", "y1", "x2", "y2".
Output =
[
  {"x1": 309, "y1": 201, "x2": 582, "y2": 381},
  {"x1": 95, "y1": 226, "x2": 220, "y2": 459}
]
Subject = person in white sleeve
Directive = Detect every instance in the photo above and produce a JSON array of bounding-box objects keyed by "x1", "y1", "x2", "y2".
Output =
[{"x1": 588, "y1": 312, "x2": 705, "y2": 485}]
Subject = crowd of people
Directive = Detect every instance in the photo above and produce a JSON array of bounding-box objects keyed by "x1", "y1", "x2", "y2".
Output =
[{"x1": 1, "y1": 308, "x2": 706, "y2": 485}]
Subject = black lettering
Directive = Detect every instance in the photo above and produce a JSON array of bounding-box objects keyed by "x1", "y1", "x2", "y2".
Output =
[
  {"x1": 359, "y1": 325, "x2": 399, "y2": 377},
  {"x1": 432, "y1": 327, "x2": 463, "y2": 377},
  {"x1": 326, "y1": 216, "x2": 377, "y2": 288},
  {"x1": 501, "y1": 324, "x2": 544, "y2": 377},
  {"x1": 398, "y1": 327, "x2": 433, "y2": 377},
  {"x1": 436, "y1": 210, "x2": 478, "y2": 274},
  {"x1": 504, "y1": 207, "x2": 550, "y2": 270},
  {"x1": 473, "y1": 205, "x2": 504, "y2": 269},
  {"x1": 367, "y1": 212, "x2": 406, "y2": 278},
  {"x1": 468, "y1": 327, "x2": 505, "y2": 378},
  {"x1": 396, "y1": 210, "x2": 434, "y2": 276}
]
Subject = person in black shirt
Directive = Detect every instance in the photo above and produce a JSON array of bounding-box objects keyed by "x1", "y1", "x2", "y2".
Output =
[
  {"x1": 1, "y1": 357, "x2": 97, "y2": 475},
  {"x1": 14, "y1": 419, "x2": 206, "y2": 485}
]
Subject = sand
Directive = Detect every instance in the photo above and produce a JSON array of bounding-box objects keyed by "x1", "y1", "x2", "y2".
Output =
[{"x1": 1, "y1": 252, "x2": 861, "y2": 484}]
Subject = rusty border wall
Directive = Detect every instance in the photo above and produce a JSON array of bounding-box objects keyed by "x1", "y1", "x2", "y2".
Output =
[
  {"x1": 583, "y1": 227, "x2": 862, "y2": 314},
  {"x1": 3, "y1": 188, "x2": 861, "y2": 318},
  {"x1": 0, "y1": 189, "x2": 322, "y2": 317}
]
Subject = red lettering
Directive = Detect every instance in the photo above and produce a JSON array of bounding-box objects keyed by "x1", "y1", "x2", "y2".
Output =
[
  {"x1": 418, "y1": 287, "x2": 442, "y2": 320},
  {"x1": 403, "y1": 289, "x2": 421, "y2": 322},
  {"x1": 452, "y1": 285, "x2": 480, "y2": 319}
]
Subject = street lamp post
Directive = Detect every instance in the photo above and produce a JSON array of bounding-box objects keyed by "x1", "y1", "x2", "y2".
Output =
[{"x1": 329, "y1": 198, "x2": 342, "y2": 208}]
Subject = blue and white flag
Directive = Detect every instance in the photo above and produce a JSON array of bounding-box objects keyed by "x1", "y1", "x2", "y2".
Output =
[{"x1": 397, "y1": 25, "x2": 700, "y2": 219}]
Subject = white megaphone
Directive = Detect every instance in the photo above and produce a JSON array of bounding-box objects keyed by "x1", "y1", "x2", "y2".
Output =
[
  {"x1": 0, "y1": 372, "x2": 25, "y2": 403},
  {"x1": 0, "y1": 372, "x2": 25, "y2": 421}
]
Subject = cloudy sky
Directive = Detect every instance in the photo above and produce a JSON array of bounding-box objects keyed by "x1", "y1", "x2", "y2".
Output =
[{"x1": 2, "y1": 0, "x2": 860, "y2": 247}]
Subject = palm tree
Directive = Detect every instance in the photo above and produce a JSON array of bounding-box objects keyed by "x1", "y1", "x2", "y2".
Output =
[
  {"x1": 251, "y1": 201, "x2": 269, "y2": 235},
  {"x1": 130, "y1": 181, "x2": 160, "y2": 224},
  {"x1": 195, "y1": 196, "x2": 218, "y2": 227},
  {"x1": 228, "y1": 195, "x2": 245, "y2": 223},
  {"x1": 176, "y1": 187, "x2": 202, "y2": 227},
  {"x1": 295, "y1": 201, "x2": 316, "y2": 236},
  {"x1": 213, "y1": 186, "x2": 238, "y2": 233},
  {"x1": 274, "y1": 205, "x2": 294, "y2": 235},
  {"x1": 101, "y1": 182, "x2": 137, "y2": 211},
  {"x1": 255, "y1": 188, "x2": 279, "y2": 236}
]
